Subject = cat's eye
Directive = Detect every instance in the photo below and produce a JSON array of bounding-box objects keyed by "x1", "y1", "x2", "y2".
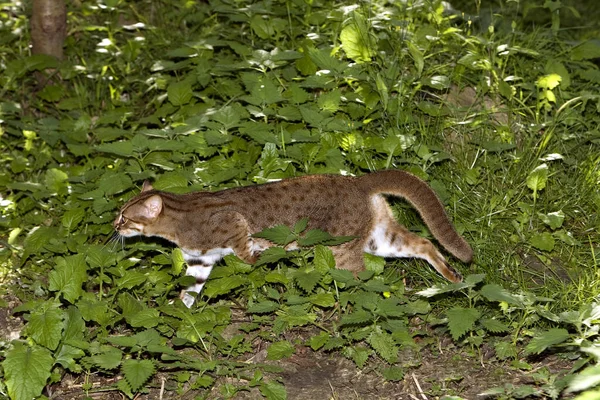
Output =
[{"x1": 118, "y1": 215, "x2": 127, "y2": 225}]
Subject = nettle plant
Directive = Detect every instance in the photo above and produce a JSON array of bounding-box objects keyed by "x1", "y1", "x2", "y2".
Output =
[{"x1": 1, "y1": 0, "x2": 600, "y2": 398}]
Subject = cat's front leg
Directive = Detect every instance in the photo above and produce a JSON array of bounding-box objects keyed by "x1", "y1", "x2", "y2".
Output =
[{"x1": 180, "y1": 262, "x2": 214, "y2": 308}]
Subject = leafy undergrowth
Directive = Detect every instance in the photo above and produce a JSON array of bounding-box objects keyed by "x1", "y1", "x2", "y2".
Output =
[{"x1": 1, "y1": 0, "x2": 600, "y2": 399}]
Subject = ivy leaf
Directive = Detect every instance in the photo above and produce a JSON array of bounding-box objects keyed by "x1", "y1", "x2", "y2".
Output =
[
  {"x1": 367, "y1": 329, "x2": 398, "y2": 363},
  {"x1": 525, "y1": 328, "x2": 570, "y2": 355},
  {"x1": 529, "y1": 232, "x2": 555, "y2": 252},
  {"x1": 48, "y1": 254, "x2": 87, "y2": 303},
  {"x1": 267, "y1": 341, "x2": 295, "y2": 360},
  {"x1": 25, "y1": 300, "x2": 64, "y2": 351},
  {"x1": 3, "y1": 343, "x2": 53, "y2": 400},
  {"x1": 259, "y1": 381, "x2": 287, "y2": 400},
  {"x1": 446, "y1": 307, "x2": 481, "y2": 341},
  {"x1": 293, "y1": 268, "x2": 321, "y2": 293},
  {"x1": 122, "y1": 359, "x2": 155, "y2": 392}
]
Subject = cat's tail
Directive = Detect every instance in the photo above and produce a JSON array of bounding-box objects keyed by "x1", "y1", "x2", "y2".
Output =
[{"x1": 359, "y1": 170, "x2": 473, "y2": 263}]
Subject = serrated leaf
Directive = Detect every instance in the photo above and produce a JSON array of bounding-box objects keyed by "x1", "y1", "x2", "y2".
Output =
[
  {"x1": 340, "y1": 310, "x2": 373, "y2": 327},
  {"x1": 367, "y1": 330, "x2": 398, "y2": 363},
  {"x1": 3, "y1": 343, "x2": 53, "y2": 400},
  {"x1": 26, "y1": 300, "x2": 64, "y2": 351},
  {"x1": 267, "y1": 341, "x2": 295, "y2": 361},
  {"x1": 61, "y1": 208, "x2": 86, "y2": 231},
  {"x1": 568, "y1": 365, "x2": 600, "y2": 392},
  {"x1": 329, "y1": 269, "x2": 357, "y2": 284},
  {"x1": 529, "y1": 232, "x2": 555, "y2": 252},
  {"x1": 255, "y1": 247, "x2": 289, "y2": 266},
  {"x1": 293, "y1": 269, "x2": 321, "y2": 293},
  {"x1": 382, "y1": 366, "x2": 404, "y2": 381},
  {"x1": 364, "y1": 253, "x2": 385, "y2": 275},
  {"x1": 203, "y1": 275, "x2": 246, "y2": 297},
  {"x1": 494, "y1": 341, "x2": 518, "y2": 360},
  {"x1": 129, "y1": 308, "x2": 160, "y2": 328},
  {"x1": 309, "y1": 332, "x2": 329, "y2": 351},
  {"x1": 313, "y1": 245, "x2": 335, "y2": 273},
  {"x1": 340, "y1": 12, "x2": 376, "y2": 63},
  {"x1": 96, "y1": 141, "x2": 135, "y2": 157},
  {"x1": 48, "y1": 254, "x2": 87, "y2": 303},
  {"x1": 297, "y1": 229, "x2": 334, "y2": 247},
  {"x1": 309, "y1": 292, "x2": 335, "y2": 308},
  {"x1": 480, "y1": 284, "x2": 524, "y2": 306},
  {"x1": 168, "y1": 80, "x2": 193, "y2": 106},
  {"x1": 446, "y1": 307, "x2": 481, "y2": 341},
  {"x1": 253, "y1": 225, "x2": 295, "y2": 246},
  {"x1": 525, "y1": 328, "x2": 570, "y2": 355},
  {"x1": 480, "y1": 318, "x2": 510, "y2": 333},
  {"x1": 116, "y1": 271, "x2": 147, "y2": 289},
  {"x1": 260, "y1": 381, "x2": 287, "y2": 400},
  {"x1": 90, "y1": 347, "x2": 123, "y2": 370},
  {"x1": 122, "y1": 359, "x2": 155, "y2": 392},
  {"x1": 247, "y1": 300, "x2": 280, "y2": 314}
]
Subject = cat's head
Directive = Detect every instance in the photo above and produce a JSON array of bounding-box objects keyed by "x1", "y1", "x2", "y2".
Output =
[{"x1": 114, "y1": 181, "x2": 163, "y2": 237}]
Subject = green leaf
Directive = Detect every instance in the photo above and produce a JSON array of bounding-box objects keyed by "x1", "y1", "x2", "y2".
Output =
[
  {"x1": 293, "y1": 269, "x2": 321, "y2": 293},
  {"x1": 253, "y1": 225, "x2": 295, "y2": 246},
  {"x1": 204, "y1": 275, "x2": 246, "y2": 297},
  {"x1": 255, "y1": 247, "x2": 289, "y2": 266},
  {"x1": 480, "y1": 318, "x2": 510, "y2": 333},
  {"x1": 130, "y1": 308, "x2": 160, "y2": 328},
  {"x1": 382, "y1": 366, "x2": 404, "y2": 381},
  {"x1": 364, "y1": 253, "x2": 385, "y2": 275},
  {"x1": 525, "y1": 328, "x2": 570, "y2": 355},
  {"x1": 90, "y1": 347, "x2": 123, "y2": 370},
  {"x1": 536, "y1": 73, "x2": 562, "y2": 89},
  {"x1": 526, "y1": 164, "x2": 548, "y2": 199},
  {"x1": 568, "y1": 365, "x2": 600, "y2": 392},
  {"x1": 309, "y1": 292, "x2": 335, "y2": 308},
  {"x1": 340, "y1": 12, "x2": 376, "y2": 63},
  {"x1": 480, "y1": 284, "x2": 524, "y2": 306},
  {"x1": 96, "y1": 141, "x2": 135, "y2": 157},
  {"x1": 367, "y1": 329, "x2": 398, "y2": 363},
  {"x1": 122, "y1": 359, "x2": 155, "y2": 392},
  {"x1": 26, "y1": 300, "x2": 64, "y2": 351},
  {"x1": 309, "y1": 332, "x2": 329, "y2": 351},
  {"x1": 529, "y1": 232, "x2": 555, "y2": 252},
  {"x1": 267, "y1": 341, "x2": 295, "y2": 360},
  {"x1": 446, "y1": 307, "x2": 480, "y2": 341},
  {"x1": 3, "y1": 343, "x2": 53, "y2": 400},
  {"x1": 48, "y1": 254, "x2": 88, "y2": 303},
  {"x1": 247, "y1": 300, "x2": 280, "y2": 314},
  {"x1": 571, "y1": 40, "x2": 600, "y2": 61},
  {"x1": 116, "y1": 271, "x2": 147, "y2": 289},
  {"x1": 297, "y1": 229, "x2": 333, "y2": 247},
  {"x1": 61, "y1": 208, "x2": 86, "y2": 231},
  {"x1": 340, "y1": 310, "x2": 373, "y2": 327},
  {"x1": 167, "y1": 80, "x2": 193, "y2": 106},
  {"x1": 313, "y1": 245, "x2": 335, "y2": 273},
  {"x1": 259, "y1": 381, "x2": 287, "y2": 400}
]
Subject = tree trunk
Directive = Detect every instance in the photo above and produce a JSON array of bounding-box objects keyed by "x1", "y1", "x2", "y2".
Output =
[{"x1": 30, "y1": 0, "x2": 66, "y2": 60}]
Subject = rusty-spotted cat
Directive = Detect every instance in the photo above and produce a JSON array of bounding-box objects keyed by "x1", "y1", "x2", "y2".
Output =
[{"x1": 114, "y1": 170, "x2": 473, "y2": 307}]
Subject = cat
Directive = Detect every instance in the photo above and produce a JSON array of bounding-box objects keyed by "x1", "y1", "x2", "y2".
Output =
[{"x1": 114, "y1": 170, "x2": 473, "y2": 307}]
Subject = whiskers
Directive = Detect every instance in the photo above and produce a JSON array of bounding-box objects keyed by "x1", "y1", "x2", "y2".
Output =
[{"x1": 104, "y1": 232, "x2": 126, "y2": 252}]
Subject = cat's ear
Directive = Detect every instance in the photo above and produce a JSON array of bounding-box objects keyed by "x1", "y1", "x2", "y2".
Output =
[
  {"x1": 142, "y1": 180, "x2": 154, "y2": 192},
  {"x1": 142, "y1": 195, "x2": 163, "y2": 219}
]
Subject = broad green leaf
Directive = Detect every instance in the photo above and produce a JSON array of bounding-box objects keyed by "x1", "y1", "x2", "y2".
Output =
[
  {"x1": 329, "y1": 269, "x2": 357, "y2": 285},
  {"x1": 382, "y1": 366, "x2": 404, "y2": 381},
  {"x1": 55, "y1": 344, "x2": 85, "y2": 372},
  {"x1": 23, "y1": 226, "x2": 55, "y2": 254},
  {"x1": 48, "y1": 254, "x2": 88, "y2": 303},
  {"x1": 536, "y1": 74, "x2": 562, "y2": 89},
  {"x1": 571, "y1": 41, "x2": 600, "y2": 61},
  {"x1": 247, "y1": 300, "x2": 280, "y2": 314},
  {"x1": 494, "y1": 341, "x2": 518, "y2": 360},
  {"x1": 309, "y1": 332, "x2": 329, "y2": 351},
  {"x1": 293, "y1": 269, "x2": 321, "y2": 293},
  {"x1": 525, "y1": 328, "x2": 570, "y2": 355},
  {"x1": 96, "y1": 141, "x2": 135, "y2": 157},
  {"x1": 539, "y1": 210, "x2": 565, "y2": 230},
  {"x1": 313, "y1": 245, "x2": 335, "y2": 273},
  {"x1": 340, "y1": 12, "x2": 376, "y2": 63},
  {"x1": 3, "y1": 343, "x2": 53, "y2": 400},
  {"x1": 364, "y1": 253, "x2": 385, "y2": 275},
  {"x1": 259, "y1": 381, "x2": 287, "y2": 400},
  {"x1": 253, "y1": 224, "x2": 295, "y2": 246},
  {"x1": 26, "y1": 300, "x2": 64, "y2": 351},
  {"x1": 529, "y1": 232, "x2": 555, "y2": 252},
  {"x1": 122, "y1": 359, "x2": 155, "y2": 392},
  {"x1": 61, "y1": 208, "x2": 86, "y2": 231},
  {"x1": 129, "y1": 308, "x2": 160, "y2": 328},
  {"x1": 203, "y1": 275, "x2": 246, "y2": 297},
  {"x1": 568, "y1": 365, "x2": 600, "y2": 392},
  {"x1": 340, "y1": 310, "x2": 373, "y2": 327},
  {"x1": 446, "y1": 306, "x2": 480, "y2": 341},
  {"x1": 345, "y1": 345, "x2": 371, "y2": 368},
  {"x1": 250, "y1": 14, "x2": 275, "y2": 39},
  {"x1": 480, "y1": 284, "x2": 524, "y2": 306},
  {"x1": 90, "y1": 347, "x2": 123, "y2": 370},
  {"x1": 297, "y1": 229, "x2": 333, "y2": 247},
  {"x1": 255, "y1": 247, "x2": 288, "y2": 266},
  {"x1": 367, "y1": 329, "x2": 398, "y2": 363},
  {"x1": 116, "y1": 271, "x2": 147, "y2": 289},
  {"x1": 98, "y1": 172, "x2": 132, "y2": 195},
  {"x1": 480, "y1": 318, "x2": 510, "y2": 333},
  {"x1": 309, "y1": 292, "x2": 335, "y2": 308},
  {"x1": 267, "y1": 341, "x2": 295, "y2": 360},
  {"x1": 44, "y1": 168, "x2": 69, "y2": 194},
  {"x1": 526, "y1": 164, "x2": 548, "y2": 198},
  {"x1": 167, "y1": 80, "x2": 193, "y2": 106}
]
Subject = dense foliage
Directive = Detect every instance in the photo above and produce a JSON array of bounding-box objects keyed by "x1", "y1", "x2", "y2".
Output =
[{"x1": 1, "y1": 0, "x2": 599, "y2": 398}]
